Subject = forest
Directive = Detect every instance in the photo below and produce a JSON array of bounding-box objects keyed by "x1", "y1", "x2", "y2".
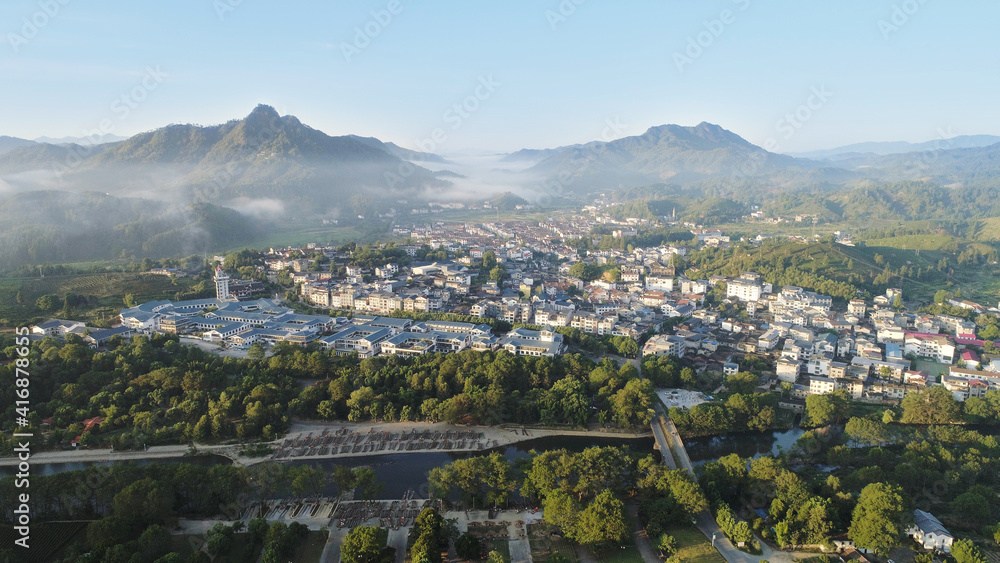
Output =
[{"x1": 0, "y1": 334, "x2": 656, "y2": 454}]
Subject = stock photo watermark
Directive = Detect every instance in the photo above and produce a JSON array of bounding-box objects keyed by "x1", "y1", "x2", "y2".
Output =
[
  {"x1": 536, "y1": 116, "x2": 628, "y2": 207},
  {"x1": 385, "y1": 75, "x2": 501, "y2": 190},
  {"x1": 731, "y1": 84, "x2": 834, "y2": 181},
  {"x1": 53, "y1": 65, "x2": 168, "y2": 179},
  {"x1": 878, "y1": 0, "x2": 931, "y2": 40},
  {"x1": 214, "y1": 0, "x2": 246, "y2": 21},
  {"x1": 340, "y1": 0, "x2": 404, "y2": 63},
  {"x1": 7, "y1": 0, "x2": 73, "y2": 53},
  {"x1": 545, "y1": 0, "x2": 587, "y2": 30},
  {"x1": 673, "y1": 0, "x2": 751, "y2": 73}
]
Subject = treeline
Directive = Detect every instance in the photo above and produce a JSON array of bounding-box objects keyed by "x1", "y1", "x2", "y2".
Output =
[
  {"x1": 685, "y1": 239, "x2": 862, "y2": 301},
  {"x1": 668, "y1": 393, "x2": 779, "y2": 436},
  {"x1": 430, "y1": 446, "x2": 708, "y2": 549},
  {"x1": 0, "y1": 194, "x2": 262, "y2": 268},
  {"x1": 290, "y1": 352, "x2": 655, "y2": 428},
  {"x1": 0, "y1": 461, "x2": 338, "y2": 562},
  {"x1": 0, "y1": 333, "x2": 300, "y2": 451},
  {"x1": 0, "y1": 335, "x2": 654, "y2": 453},
  {"x1": 762, "y1": 182, "x2": 1000, "y2": 224},
  {"x1": 789, "y1": 422, "x2": 1000, "y2": 553}
]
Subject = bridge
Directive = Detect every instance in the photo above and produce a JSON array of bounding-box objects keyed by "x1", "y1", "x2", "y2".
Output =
[{"x1": 649, "y1": 407, "x2": 695, "y2": 475}]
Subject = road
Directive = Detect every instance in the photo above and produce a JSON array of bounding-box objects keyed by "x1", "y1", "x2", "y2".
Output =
[{"x1": 627, "y1": 501, "x2": 660, "y2": 562}]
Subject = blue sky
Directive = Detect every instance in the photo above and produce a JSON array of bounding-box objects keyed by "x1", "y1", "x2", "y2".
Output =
[{"x1": 2, "y1": 0, "x2": 997, "y2": 153}]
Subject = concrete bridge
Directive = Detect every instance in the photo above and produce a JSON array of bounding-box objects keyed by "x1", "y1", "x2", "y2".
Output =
[{"x1": 650, "y1": 408, "x2": 695, "y2": 475}]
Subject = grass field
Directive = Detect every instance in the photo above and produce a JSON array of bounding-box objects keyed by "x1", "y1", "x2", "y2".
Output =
[
  {"x1": 864, "y1": 234, "x2": 961, "y2": 252},
  {"x1": 528, "y1": 523, "x2": 580, "y2": 563},
  {"x1": 169, "y1": 534, "x2": 199, "y2": 557},
  {"x1": 664, "y1": 526, "x2": 725, "y2": 563},
  {"x1": 0, "y1": 271, "x2": 205, "y2": 325},
  {"x1": 489, "y1": 538, "x2": 513, "y2": 562},
  {"x1": 593, "y1": 544, "x2": 645, "y2": 563},
  {"x1": 293, "y1": 530, "x2": 330, "y2": 563},
  {"x1": 913, "y1": 359, "x2": 951, "y2": 379}
]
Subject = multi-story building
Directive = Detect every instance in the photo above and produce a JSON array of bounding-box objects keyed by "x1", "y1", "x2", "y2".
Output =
[{"x1": 726, "y1": 278, "x2": 762, "y2": 302}]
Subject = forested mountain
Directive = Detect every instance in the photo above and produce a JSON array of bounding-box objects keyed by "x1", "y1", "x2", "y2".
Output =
[
  {"x1": 0, "y1": 105, "x2": 448, "y2": 215},
  {"x1": 0, "y1": 136, "x2": 35, "y2": 155},
  {"x1": 507, "y1": 122, "x2": 856, "y2": 192},
  {"x1": 0, "y1": 191, "x2": 258, "y2": 265}
]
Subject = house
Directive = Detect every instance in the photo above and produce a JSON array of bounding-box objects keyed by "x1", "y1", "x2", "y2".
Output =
[
  {"x1": 82, "y1": 326, "x2": 133, "y2": 348},
  {"x1": 904, "y1": 332, "x2": 956, "y2": 364},
  {"x1": 643, "y1": 334, "x2": 687, "y2": 358},
  {"x1": 809, "y1": 376, "x2": 835, "y2": 395},
  {"x1": 908, "y1": 510, "x2": 953, "y2": 553},
  {"x1": 31, "y1": 319, "x2": 87, "y2": 337},
  {"x1": 776, "y1": 358, "x2": 801, "y2": 383},
  {"x1": 726, "y1": 278, "x2": 762, "y2": 302},
  {"x1": 499, "y1": 327, "x2": 565, "y2": 357}
]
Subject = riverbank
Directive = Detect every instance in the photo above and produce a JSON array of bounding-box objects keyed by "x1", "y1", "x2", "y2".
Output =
[{"x1": 0, "y1": 420, "x2": 651, "y2": 469}]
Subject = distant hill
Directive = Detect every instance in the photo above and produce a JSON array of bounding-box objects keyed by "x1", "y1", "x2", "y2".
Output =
[
  {"x1": 506, "y1": 122, "x2": 852, "y2": 193},
  {"x1": 788, "y1": 135, "x2": 1000, "y2": 161},
  {"x1": 0, "y1": 105, "x2": 447, "y2": 218},
  {"x1": 33, "y1": 134, "x2": 128, "y2": 146},
  {"x1": 490, "y1": 192, "x2": 528, "y2": 210},
  {"x1": 0, "y1": 191, "x2": 259, "y2": 266},
  {"x1": 0, "y1": 136, "x2": 36, "y2": 155},
  {"x1": 345, "y1": 135, "x2": 449, "y2": 163},
  {"x1": 832, "y1": 143, "x2": 1000, "y2": 187}
]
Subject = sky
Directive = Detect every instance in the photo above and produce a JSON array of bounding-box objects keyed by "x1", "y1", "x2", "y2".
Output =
[{"x1": 2, "y1": 0, "x2": 999, "y2": 154}]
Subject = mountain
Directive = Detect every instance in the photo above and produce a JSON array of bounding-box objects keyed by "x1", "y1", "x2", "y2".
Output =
[
  {"x1": 345, "y1": 135, "x2": 449, "y2": 164},
  {"x1": 833, "y1": 143, "x2": 1000, "y2": 187},
  {"x1": 512, "y1": 122, "x2": 848, "y2": 192},
  {"x1": 0, "y1": 190, "x2": 259, "y2": 266},
  {"x1": 33, "y1": 134, "x2": 128, "y2": 146},
  {"x1": 0, "y1": 105, "x2": 447, "y2": 217},
  {"x1": 789, "y1": 135, "x2": 1000, "y2": 161},
  {"x1": 0, "y1": 136, "x2": 36, "y2": 155}
]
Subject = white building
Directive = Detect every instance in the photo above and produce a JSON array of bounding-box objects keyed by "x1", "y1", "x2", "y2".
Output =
[
  {"x1": 908, "y1": 510, "x2": 953, "y2": 553},
  {"x1": 726, "y1": 278, "x2": 762, "y2": 302},
  {"x1": 214, "y1": 266, "x2": 231, "y2": 301}
]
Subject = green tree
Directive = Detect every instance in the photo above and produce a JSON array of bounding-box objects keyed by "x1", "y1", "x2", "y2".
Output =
[
  {"x1": 482, "y1": 250, "x2": 497, "y2": 271},
  {"x1": 726, "y1": 372, "x2": 760, "y2": 395},
  {"x1": 36, "y1": 294, "x2": 60, "y2": 311},
  {"x1": 543, "y1": 490, "x2": 582, "y2": 533},
  {"x1": 572, "y1": 490, "x2": 629, "y2": 546},
  {"x1": 342, "y1": 526, "x2": 389, "y2": 563},
  {"x1": 900, "y1": 385, "x2": 960, "y2": 424},
  {"x1": 489, "y1": 266, "x2": 506, "y2": 282},
  {"x1": 454, "y1": 533, "x2": 483, "y2": 560},
  {"x1": 804, "y1": 390, "x2": 849, "y2": 427},
  {"x1": 952, "y1": 539, "x2": 988, "y2": 563},
  {"x1": 847, "y1": 483, "x2": 906, "y2": 555},
  {"x1": 248, "y1": 342, "x2": 266, "y2": 360},
  {"x1": 656, "y1": 534, "x2": 678, "y2": 556}
]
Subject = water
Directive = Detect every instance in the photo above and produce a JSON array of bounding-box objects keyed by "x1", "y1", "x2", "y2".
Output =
[
  {"x1": 7, "y1": 430, "x2": 804, "y2": 498},
  {"x1": 683, "y1": 427, "x2": 806, "y2": 465},
  {"x1": 285, "y1": 434, "x2": 657, "y2": 499}
]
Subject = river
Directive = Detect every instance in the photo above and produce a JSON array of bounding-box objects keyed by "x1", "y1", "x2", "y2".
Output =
[{"x1": 2, "y1": 430, "x2": 809, "y2": 498}]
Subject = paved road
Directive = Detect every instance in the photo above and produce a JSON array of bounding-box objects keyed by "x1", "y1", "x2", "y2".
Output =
[
  {"x1": 649, "y1": 416, "x2": 677, "y2": 469},
  {"x1": 627, "y1": 501, "x2": 660, "y2": 563},
  {"x1": 507, "y1": 521, "x2": 533, "y2": 563},
  {"x1": 386, "y1": 528, "x2": 410, "y2": 563}
]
